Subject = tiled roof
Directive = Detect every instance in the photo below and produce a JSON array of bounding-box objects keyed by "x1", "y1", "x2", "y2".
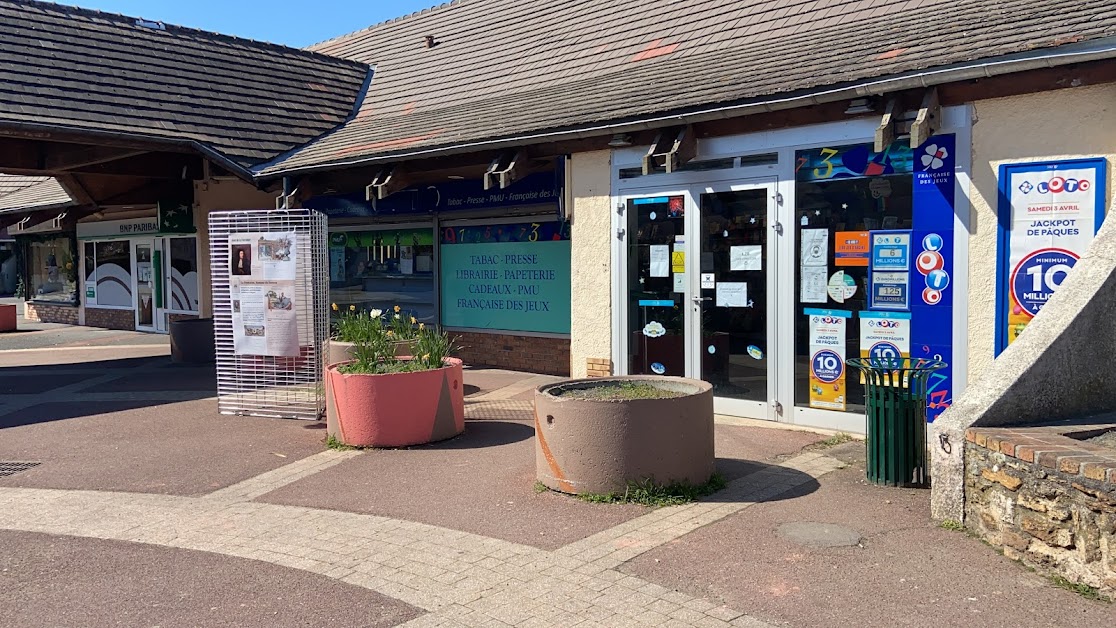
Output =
[
  {"x1": 0, "y1": 0, "x2": 371, "y2": 169},
  {"x1": 260, "y1": 0, "x2": 1116, "y2": 174},
  {"x1": 0, "y1": 175, "x2": 73, "y2": 213}
]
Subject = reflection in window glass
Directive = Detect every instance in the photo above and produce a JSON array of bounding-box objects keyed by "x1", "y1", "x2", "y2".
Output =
[
  {"x1": 28, "y1": 237, "x2": 77, "y2": 303},
  {"x1": 168, "y1": 237, "x2": 198, "y2": 311},
  {"x1": 92, "y1": 240, "x2": 132, "y2": 307},
  {"x1": 328, "y1": 227, "x2": 436, "y2": 324},
  {"x1": 794, "y1": 142, "x2": 914, "y2": 414}
]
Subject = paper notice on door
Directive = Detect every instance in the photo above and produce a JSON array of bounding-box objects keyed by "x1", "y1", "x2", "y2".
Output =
[
  {"x1": 649, "y1": 245, "x2": 669, "y2": 277},
  {"x1": 730, "y1": 245, "x2": 763, "y2": 271},
  {"x1": 801, "y1": 229, "x2": 829, "y2": 266},
  {"x1": 701, "y1": 273, "x2": 716, "y2": 289},
  {"x1": 716, "y1": 282, "x2": 749, "y2": 308},
  {"x1": 673, "y1": 273, "x2": 686, "y2": 293},
  {"x1": 800, "y1": 265, "x2": 828, "y2": 303}
]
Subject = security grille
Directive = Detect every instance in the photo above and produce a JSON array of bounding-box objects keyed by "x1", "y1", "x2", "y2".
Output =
[
  {"x1": 0, "y1": 462, "x2": 41, "y2": 477},
  {"x1": 208, "y1": 209, "x2": 328, "y2": 420}
]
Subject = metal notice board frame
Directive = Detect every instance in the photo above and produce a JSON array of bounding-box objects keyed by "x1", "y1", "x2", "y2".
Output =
[{"x1": 208, "y1": 209, "x2": 329, "y2": 420}]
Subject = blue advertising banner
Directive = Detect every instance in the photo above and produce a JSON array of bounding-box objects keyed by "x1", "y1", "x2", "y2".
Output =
[
  {"x1": 909, "y1": 134, "x2": 957, "y2": 421},
  {"x1": 439, "y1": 239, "x2": 571, "y2": 334},
  {"x1": 303, "y1": 171, "x2": 562, "y2": 219}
]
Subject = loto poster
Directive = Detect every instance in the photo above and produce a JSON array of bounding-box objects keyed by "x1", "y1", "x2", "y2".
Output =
[
  {"x1": 859, "y1": 311, "x2": 911, "y2": 384},
  {"x1": 805, "y1": 308, "x2": 850, "y2": 411},
  {"x1": 229, "y1": 232, "x2": 299, "y2": 357},
  {"x1": 997, "y1": 158, "x2": 1106, "y2": 352}
]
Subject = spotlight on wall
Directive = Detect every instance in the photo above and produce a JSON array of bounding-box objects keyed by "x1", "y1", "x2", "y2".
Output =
[
  {"x1": 607, "y1": 133, "x2": 633, "y2": 148},
  {"x1": 844, "y1": 98, "x2": 875, "y2": 115},
  {"x1": 447, "y1": 175, "x2": 465, "y2": 180}
]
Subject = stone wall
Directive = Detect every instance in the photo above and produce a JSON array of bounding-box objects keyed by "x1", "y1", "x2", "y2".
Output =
[
  {"x1": 451, "y1": 331, "x2": 570, "y2": 376},
  {"x1": 85, "y1": 307, "x2": 136, "y2": 331},
  {"x1": 964, "y1": 425, "x2": 1116, "y2": 595},
  {"x1": 24, "y1": 302, "x2": 78, "y2": 325},
  {"x1": 568, "y1": 150, "x2": 613, "y2": 378}
]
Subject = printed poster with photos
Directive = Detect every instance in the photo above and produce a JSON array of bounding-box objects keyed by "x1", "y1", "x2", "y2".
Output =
[{"x1": 229, "y1": 232, "x2": 299, "y2": 357}]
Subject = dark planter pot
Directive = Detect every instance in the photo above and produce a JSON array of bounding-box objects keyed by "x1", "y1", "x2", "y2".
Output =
[
  {"x1": 534, "y1": 376, "x2": 714, "y2": 495},
  {"x1": 169, "y1": 317, "x2": 215, "y2": 364}
]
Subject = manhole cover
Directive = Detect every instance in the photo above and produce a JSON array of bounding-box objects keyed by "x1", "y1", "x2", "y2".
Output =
[
  {"x1": 0, "y1": 462, "x2": 41, "y2": 478},
  {"x1": 777, "y1": 522, "x2": 862, "y2": 547}
]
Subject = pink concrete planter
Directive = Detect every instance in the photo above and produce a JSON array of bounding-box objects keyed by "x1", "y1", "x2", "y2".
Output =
[
  {"x1": 326, "y1": 357, "x2": 465, "y2": 448},
  {"x1": 325, "y1": 338, "x2": 421, "y2": 436}
]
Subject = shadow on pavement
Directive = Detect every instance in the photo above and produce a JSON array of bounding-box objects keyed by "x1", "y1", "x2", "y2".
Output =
[
  {"x1": 422, "y1": 419, "x2": 534, "y2": 449},
  {"x1": 706, "y1": 457, "x2": 820, "y2": 503},
  {"x1": 0, "y1": 355, "x2": 216, "y2": 428}
]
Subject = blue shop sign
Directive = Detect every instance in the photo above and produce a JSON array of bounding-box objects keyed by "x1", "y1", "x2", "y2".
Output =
[{"x1": 304, "y1": 171, "x2": 562, "y2": 219}]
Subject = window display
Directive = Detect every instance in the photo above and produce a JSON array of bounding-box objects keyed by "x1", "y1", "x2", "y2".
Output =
[
  {"x1": 27, "y1": 236, "x2": 77, "y2": 303},
  {"x1": 328, "y1": 226, "x2": 436, "y2": 323},
  {"x1": 84, "y1": 240, "x2": 132, "y2": 307}
]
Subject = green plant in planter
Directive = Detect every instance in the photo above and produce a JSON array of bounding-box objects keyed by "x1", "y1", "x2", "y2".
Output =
[{"x1": 332, "y1": 302, "x2": 457, "y2": 375}]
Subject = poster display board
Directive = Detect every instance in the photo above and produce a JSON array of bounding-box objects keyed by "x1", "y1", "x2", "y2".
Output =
[
  {"x1": 996, "y1": 158, "x2": 1106, "y2": 353},
  {"x1": 439, "y1": 220, "x2": 571, "y2": 333},
  {"x1": 805, "y1": 308, "x2": 850, "y2": 411},
  {"x1": 229, "y1": 232, "x2": 299, "y2": 357}
]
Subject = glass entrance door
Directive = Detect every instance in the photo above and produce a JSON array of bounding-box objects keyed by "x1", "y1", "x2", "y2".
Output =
[
  {"x1": 621, "y1": 181, "x2": 780, "y2": 420},
  {"x1": 691, "y1": 184, "x2": 778, "y2": 418},
  {"x1": 133, "y1": 240, "x2": 166, "y2": 333}
]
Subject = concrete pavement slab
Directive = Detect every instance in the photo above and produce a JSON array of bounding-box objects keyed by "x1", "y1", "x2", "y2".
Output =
[
  {"x1": 0, "y1": 529, "x2": 421, "y2": 627},
  {"x1": 623, "y1": 459, "x2": 1114, "y2": 627},
  {"x1": 0, "y1": 398, "x2": 326, "y2": 496}
]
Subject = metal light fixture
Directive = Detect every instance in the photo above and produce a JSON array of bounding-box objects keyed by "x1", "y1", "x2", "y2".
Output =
[
  {"x1": 844, "y1": 98, "x2": 874, "y2": 114},
  {"x1": 607, "y1": 133, "x2": 633, "y2": 148}
]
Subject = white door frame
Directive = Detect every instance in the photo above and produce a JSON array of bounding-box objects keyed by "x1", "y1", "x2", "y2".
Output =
[{"x1": 132, "y1": 238, "x2": 162, "y2": 333}]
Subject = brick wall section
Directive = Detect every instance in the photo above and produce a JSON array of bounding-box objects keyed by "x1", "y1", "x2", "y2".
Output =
[
  {"x1": 84, "y1": 307, "x2": 136, "y2": 331},
  {"x1": 451, "y1": 332, "x2": 570, "y2": 376},
  {"x1": 24, "y1": 302, "x2": 78, "y2": 325},
  {"x1": 964, "y1": 425, "x2": 1116, "y2": 595},
  {"x1": 586, "y1": 358, "x2": 613, "y2": 377}
]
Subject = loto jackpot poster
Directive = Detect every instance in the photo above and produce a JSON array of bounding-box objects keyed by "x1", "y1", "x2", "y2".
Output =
[
  {"x1": 805, "y1": 308, "x2": 850, "y2": 411},
  {"x1": 996, "y1": 159, "x2": 1106, "y2": 353},
  {"x1": 229, "y1": 232, "x2": 300, "y2": 357}
]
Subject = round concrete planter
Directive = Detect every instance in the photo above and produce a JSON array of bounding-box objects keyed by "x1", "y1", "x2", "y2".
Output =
[
  {"x1": 324, "y1": 338, "x2": 420, "y2": 436},
  {"x1": 326, "y1": 357, "x2": 465, "y2": 448},
  {"x1": 534, "y1": 376, "x2": 714, "y2": 495}
]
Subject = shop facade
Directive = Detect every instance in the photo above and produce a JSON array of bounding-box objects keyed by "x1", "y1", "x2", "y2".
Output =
[{"x1": 305, "y1": 168, "x2": 573, "y2": 375}]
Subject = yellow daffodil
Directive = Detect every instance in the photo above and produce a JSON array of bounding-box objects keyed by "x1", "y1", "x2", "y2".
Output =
[
  {"x1": 421, "y1": 353, "x2": 430, "y2": 360},
  {"x1": 349, "y1": 304, "x2": 356, "y2": 311},
  {"x1": 410, "y1": 316, "x2": 417, "y2": 325},
  {"x1": 394, "y1": 305, "x2": 401, "y2": 313},
  {"x1": 418, "y1": 323, "x2": 425, "y2": 330},
  {"x1": 331, "y1": 303, "x2": 338, "y2": 311},
  {"x1": 386, "y1": 330, "x2": 393, "y2": 337}
]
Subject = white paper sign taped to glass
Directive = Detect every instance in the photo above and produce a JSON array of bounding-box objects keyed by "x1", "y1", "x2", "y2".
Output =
[
  {"x1": 716, "y1": 282, "x2": 749, "y2": 308},
  {"x1": 229, "y1": 232, "x2": 299, "y2": 357},
  {"x1": 730, "y1": 245, "x2": 763, "y2": 271},
  {"x1": 800, "y1": 265, "x2": 828, "y2": 303},
  {"x1": 649, "y1": 245, "x2": 670, "y2": 278},
  {"x1": 801, "y1": 229, "x2": 829, "y2": 266}
]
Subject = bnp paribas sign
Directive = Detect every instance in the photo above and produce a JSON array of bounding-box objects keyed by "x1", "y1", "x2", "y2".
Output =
[{"x1": 76, "y1": 217, "x2": 160, "y2": 238}]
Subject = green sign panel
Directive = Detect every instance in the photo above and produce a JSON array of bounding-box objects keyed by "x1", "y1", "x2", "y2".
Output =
[{"x1": 439, "y1": 240, "x2": 571, "y2": 333}]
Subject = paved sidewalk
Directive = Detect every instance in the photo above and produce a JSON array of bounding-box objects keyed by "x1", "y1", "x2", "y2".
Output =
[{"x1": 1, "y1": 341, "x2": 1112, "y2": 626}]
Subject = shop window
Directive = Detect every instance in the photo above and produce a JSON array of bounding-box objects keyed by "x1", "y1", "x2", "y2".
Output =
[
  {"x1": 794, "y1": 141, "x2": 915, "y2": 414},
  {"x1": 27, "y1": 236, "x2": 77, "y2": 304},
  {"x1": 328, "y1": 227, "x2": 436, "y2": 323},
  {"x1": 439, "y1": 219, "x2": 571, "y2": 333},
  {"x1": 167, "y1": 237, "x2": 198, "y2": 311},
  {"x1": 84, "y1": 240, "x2": 132, "y2": 307}
]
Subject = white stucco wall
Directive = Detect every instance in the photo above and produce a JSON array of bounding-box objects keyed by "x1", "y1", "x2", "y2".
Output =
[
  {"x1": 193, "y1": 177, "x2": 277, "y2": 316},
  {"x1": 967, "y1": 83, "x2": 1116, "y2": 382},
  {"x1": 569, "y1": 150, "x2": 613, "y2": 377}
]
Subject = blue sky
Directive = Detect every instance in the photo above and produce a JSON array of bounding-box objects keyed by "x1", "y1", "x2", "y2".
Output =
[{"x1": 44, "y1": 0, "x2": 442, "y2": 48}]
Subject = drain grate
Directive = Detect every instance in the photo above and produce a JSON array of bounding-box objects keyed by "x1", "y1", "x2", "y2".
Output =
[{"x1": 0, "y1": 462, "x2": 41, "y2": 478}]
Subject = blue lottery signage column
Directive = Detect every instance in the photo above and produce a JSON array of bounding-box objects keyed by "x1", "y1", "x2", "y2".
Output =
[{"x1": 910, "y1": 135, "x2": 957, "y2": 421}]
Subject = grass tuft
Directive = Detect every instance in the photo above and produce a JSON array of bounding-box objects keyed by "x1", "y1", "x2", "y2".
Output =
[
  {"x1": 577, "y1": 473, "x2": 727, "y2": 507},
  {"x1": 818, "y1": 432, "x2": 855, "y2": 448},
  {"x1": 938, "y1": 519, "x2": 965, "y2": 532},
  {"x1": 1050, "y1": 575, "x2": 1110, "y2": 602},
  {"x1": 325, "y1": 434, "x2": 356, "y2": 451},
  {"x1": 533, "y1": 481, "x2": 549, "y2": 494}
]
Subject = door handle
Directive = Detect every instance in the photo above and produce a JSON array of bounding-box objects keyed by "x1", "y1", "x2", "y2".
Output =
[{"x1": 691, "y1": 296, "x2": 711, "y2": 303}]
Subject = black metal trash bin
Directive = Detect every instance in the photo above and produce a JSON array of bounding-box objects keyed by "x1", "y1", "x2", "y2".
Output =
[
  {"x1": 845, "y1": 357, "x2": 946, "y2": 487},
  {"x1": 169, "y1": 317, "x2": 215, "y2": 364}
]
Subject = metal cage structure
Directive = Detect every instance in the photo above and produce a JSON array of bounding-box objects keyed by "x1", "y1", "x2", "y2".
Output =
[{"x1": 209, "y1": 209, "x2": 329, "y2": 420}]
